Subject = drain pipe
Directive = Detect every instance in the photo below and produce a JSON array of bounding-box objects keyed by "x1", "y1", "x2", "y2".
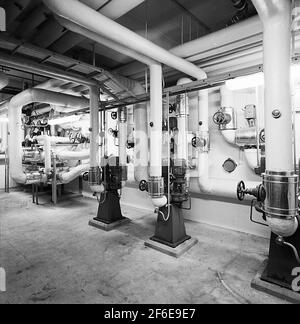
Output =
[
  {"x1": 252, "y1": 0, "x2": 299, "y2": 237},
  {"x1": 8, "y1": 89, "x2": 89, "y2": 184}
]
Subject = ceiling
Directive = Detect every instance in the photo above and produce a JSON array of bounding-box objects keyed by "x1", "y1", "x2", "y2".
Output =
[{"x1": 0, "y1": 0, "x2": 257, "y2": 96}]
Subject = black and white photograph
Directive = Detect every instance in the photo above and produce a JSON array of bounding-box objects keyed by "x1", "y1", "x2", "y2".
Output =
[{"x1": 0, "y1": 0, "x2": 299, "y2": 308}]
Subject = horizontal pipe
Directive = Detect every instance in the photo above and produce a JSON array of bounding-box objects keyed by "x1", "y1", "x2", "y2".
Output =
[
  {"x1": 57, "y1": 17, "x2": 156, "y2": 66},
  {"x1": 58, "y1": 164, "x2": 90, "y2": 184},
  {"x1": 8, "y1": 88, "x2": 89, "y2": 184},
  {"x1": 0, "y1": 50, "x2": 97, "y2": 87},
  {"x1": 44, "y1": 0, "x2": 207, "y2": 80}
]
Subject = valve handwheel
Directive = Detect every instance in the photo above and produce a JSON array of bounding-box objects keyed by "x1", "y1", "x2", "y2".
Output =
[
  {"x1": 213, "y1": 111, "x2": 225, "y2": 125},
  {"x1": 139, "y1": 180, "x2": 148, "y2": 192},
  {"x1": 237, "y1": 180, "x2": 246, "y2": 201},
  {"x1": 111, "y1": 112, "x2": 118, "y2": 120}
]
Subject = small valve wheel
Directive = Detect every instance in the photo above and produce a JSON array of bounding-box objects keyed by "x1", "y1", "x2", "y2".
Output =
[
  {"x1": 139, "y1": 180, "x2": 148, "y2": 192},
  {"x1": 82, "y1": 172, "x2": 89, "y2": 182},
  {"x1": 111, "y1": 112, "x2": 118, "y2": 120},
  {"x1": 237, "y1": 181, "x2": 246, "y2": 201},
  {"x1": 192, "y1": 137, "x2": 201, "y2": 148},
  {"x1": 260, "y1": 129, "x2": 265, "y2": 143},
  {"x1": 237, "y1": 181, "x2": 266, "y2": 202}
]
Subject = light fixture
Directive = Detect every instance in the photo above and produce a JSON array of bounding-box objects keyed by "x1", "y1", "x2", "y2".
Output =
[
  {"x1": 0, "y1": 116, "x2": 8, "y2": 123},
  {"x1": 226, "y1": 72, "x2": 264, "y2": 91},
  {"x1": 48, "y1": 115, "x2": 81, "y2": 126}
]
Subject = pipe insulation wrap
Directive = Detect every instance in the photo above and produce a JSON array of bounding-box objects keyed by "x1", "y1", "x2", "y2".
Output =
[
  {"x1": 149, "y1": 64, "x2": 163, "y2": 178},
  {"x1": 252, "y1": 0, "x2": 299, "y2": 237},
  {"x1": 8, "y1": 88, "x2": 89, "y2": 184},
  {"x1": 89, "y1": 85, "x2": 100, "y2": 168},
  {"x1": 43, "y1": 0, "x2": 207, "y2": 80}
]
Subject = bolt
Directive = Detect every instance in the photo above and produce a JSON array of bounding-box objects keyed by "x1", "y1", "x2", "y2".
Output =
[
  {"x1": 272, "y1": 110, "x2": 282, "y2": 119},
  {"x1": 150, "y1": 122, "x2": 154, "y2": 127},
  {"x1": 199, "y1": 121, "x2": 203, "y2": 126}
]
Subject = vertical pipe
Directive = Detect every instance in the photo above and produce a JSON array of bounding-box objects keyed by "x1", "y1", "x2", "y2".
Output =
[
  {"x1": 176, "y1": 78, "x2": 191, "y2": 163},
  {"x1": 149, "y1": 64, "x2": 163, "y2": 178},
  {"x1": 118, "y1": 107, "x2": 128, "y2": 167},
  {"x1": 134, "y1": 102, "x2": 149, "y2": 182},
  {"x1": 255, "y1": 0, "x2": 293, "y2": 172},
  {"x1": 89, "y1": 85, "x2": 100, "y2": 168}
]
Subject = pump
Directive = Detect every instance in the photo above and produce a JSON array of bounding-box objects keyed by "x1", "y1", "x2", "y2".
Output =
[
  {"x1": 237, "y1": 177, "x2": 300, "y2": 299},
  {"x1": 140, "y1": 86, "x2": 197, "y2": 257}
]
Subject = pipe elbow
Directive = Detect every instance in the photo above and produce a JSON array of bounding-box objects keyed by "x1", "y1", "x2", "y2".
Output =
[
  {"x1": 267, "y1": 216, "x2": 299, "y2": 238},
  {"x1": 198, "y1": 176, "x2": 213, "y2": 194},
  {"x1": 252, "y1": 0, "x2": 291, "y2": 21},
  {"x1": 221, "y1": 130, "x2": 236, "y2": 145}
]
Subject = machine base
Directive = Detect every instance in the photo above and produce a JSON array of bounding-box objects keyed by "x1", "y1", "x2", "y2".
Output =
[
  {"x1": 89, "y1": 217, "x2": 131, "y2": 232},
  {"x1": 252, "y1": 260, "x2": 300, "y2": 304},
  {"x1": 146, "y1": 204, "x2": 197, "y2": 257},
  {"x1": 94, "y1": 190, "x2": 125, "y2": 225},
  {"x1": 145, "y1": 237, "x2": 198, "y2": 258}
]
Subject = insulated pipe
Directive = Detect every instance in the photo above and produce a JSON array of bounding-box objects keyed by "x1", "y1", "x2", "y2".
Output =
[
  {"x1": 89, "y1": 86, "x2": 100, "y2": 168},
  {"x1": 134, "y1": 102, "x2": 149, "y2": 183},
  {"x1": 8, "y1": 89, "x2": 89, "y2": 184},
  {"x1": 149, "y1": 64, "x2": 167, "y2": 208},
  {"x1": 0, "y1": 72, "x2": 9, "y2": 91},
  {"x1": 57, "y1": 18, "x2": 156, "y2": 66},
  {"x1": 252, "y1": 0, "x2": 298, "y2": 238},
  {"x1": 58, "y1": 164, "x2": 90, "y2": 184},
  {"x1": 149, "y1": 64, "x2": 163, "y2": 178},
  {"x1": 253, "y1": 0, "x2": 293, "y2": 172},
  {"x1": 176, "y1": 78, "x2": 191, "y2": 162},
  {"x1": 36, "y1": 136, "x2": 52, "y2": 175},
  {"x1": 56, "y1": 150, "x2": 90, "y2": 161},
  {"x1": 119, "y1": 107, "x2": 127, "y2": 168},
  {"x1": 0, "y1": 51, "x2": 97, "y2": 87},
  {"x1": 43, "y1": 0, "x2": 207, "y2": 80},
  {"x1": 196, "y1": 89, "x2": 261, "y2": 198}
]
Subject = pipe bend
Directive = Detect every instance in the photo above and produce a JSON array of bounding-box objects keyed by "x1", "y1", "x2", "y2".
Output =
[{"x1": 252, "y1": 0, "x2": 291, "y2": 20}]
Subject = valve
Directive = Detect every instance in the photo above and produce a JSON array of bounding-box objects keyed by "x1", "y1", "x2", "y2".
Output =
[
  {"x1": 213, "y1": 109, "x2": 232, "y2": 127},
  {"x1": 111, "y1": 112, "x2": 118, "y2": 120},
  {"x1": 237, "y1": 181, "x2": 266, "y2": 202},
  {"x1": 82, "y1": 172, "x2": 89, "y2": 182},
  {"x1": 260, "y1": 129, "x2": 265, "y2": 143},
  {"x1": 192, "y1": 136, "x2": 207, "y2": 149},
  {"x1": 126, "y1": 141, "x2": 135, "y2": 149},
  {"x1": 169, "y1": 103, "x2": 176, "y2": 114},
  {"x1": 139, "y1": 180, "x2": 148, "y2": 192}
]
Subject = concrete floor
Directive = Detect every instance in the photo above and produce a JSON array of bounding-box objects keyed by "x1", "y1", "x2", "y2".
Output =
[{"x1": 0, "y1": 191, "x2": 289, "y2": 304}]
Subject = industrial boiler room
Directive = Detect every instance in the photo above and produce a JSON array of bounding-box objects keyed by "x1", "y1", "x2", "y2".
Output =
[{"x1": 0, "y1": 0, "x2": 300, "y2": 306}]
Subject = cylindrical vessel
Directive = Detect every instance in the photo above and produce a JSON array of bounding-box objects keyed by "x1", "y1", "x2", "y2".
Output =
[
  {"x1": 262, "y1": 171, "x2": 299, "y2": 219},
  {"x1": 236, "y1": 127, "x2": 257, "y2": 146}
]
